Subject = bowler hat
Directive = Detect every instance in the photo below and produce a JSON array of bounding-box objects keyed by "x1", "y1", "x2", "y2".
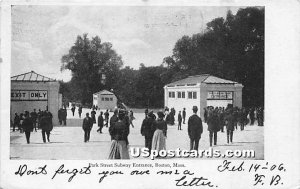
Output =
[
  {"x1": 192, "y1": 106, "x2": 198, "y2": 111},
  {"x1": 157, "y1": 111, "x2": 165, "y2": 118}
]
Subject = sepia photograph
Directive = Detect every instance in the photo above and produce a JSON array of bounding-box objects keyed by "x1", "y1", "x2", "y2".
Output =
[{"x1": 9, "y1": 5, "x2": 265, "y2": 160}]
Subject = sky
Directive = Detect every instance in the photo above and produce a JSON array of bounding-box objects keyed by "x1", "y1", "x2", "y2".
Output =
[{"x1": 11, "y1": 6, "x2": 242, "y2": 82}]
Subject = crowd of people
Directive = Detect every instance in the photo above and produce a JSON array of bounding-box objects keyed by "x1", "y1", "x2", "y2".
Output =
[
  {"x1": 12, "y1": 109, "x2": 53, "y2": 144},
  {"x1": 11, "y1": 104, "x2": 264, "y2": 159}
]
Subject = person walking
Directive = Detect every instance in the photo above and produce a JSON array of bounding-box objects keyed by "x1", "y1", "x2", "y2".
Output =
[
  {"x1": 91, "y1": 109, "x2": 96, "y2": 125},
  {"x1": 71, "y1": 106, "x2": 76, "y2": 117},
  {"x1": 225, "y1": 108, "x2": 235, "y2": 144},
  {"x1": 13, "y1": 113, "x2": 20, "y2": 132},
  {"x1": 40, "y1": 111, "x2": 53, "y2": 143},
  {"x1": 141, "y1": 111, "x2": 156, "y2": 151},
  {"x1": 22, "y1": 111, "x2": 33, "y2": 144},
  {"x1": 82, "y1": 113, "x2": 93, "y2": 142},
  {"x1": 182, "y1": 108, "x2": 186, "y2": 124},
  {"x1": 207, "y1": 109, "x2": 220, "y2": 146},
  {"x1": 129, "y1": 110, "x2": 135, "y2": 128},
  {"x1": 97, "y1": 111, "x2": 104, "y2": 133},
  {"x1": 151, "y1": 111, "x2": 167, "y2": 154},
  {"x1": 58, "y1": 108, "x2": 63, "y2": 125},
  {"x1": 177, "y1": 111, "x2": 182, "y2": 130},
  {"x1": 187, "y1": 106, "x2": 203, "y2": 151},
  {"x1": 62, "y1": 108, "x2": 67, "y2": 126},
  {"x1": 104, "y1": 109, "x2": 109, "y2": 127},
  {"x1": 30, "y1": 109, "x2": 38, "y2": 132},
  {"x1": 78, "y1": 106, "x2": 82, "y2": 118},
  {"x1": 108, "y1": 109, "x2": 130, "y2": 159}
]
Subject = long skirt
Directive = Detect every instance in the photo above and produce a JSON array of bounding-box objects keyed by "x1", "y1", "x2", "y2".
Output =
[
  {"x1": 151, "y1": 129, "x2": 166, "y2": 152},
  {"x1": 108, "y1": 140, "x2": 130, "y2": 159}
]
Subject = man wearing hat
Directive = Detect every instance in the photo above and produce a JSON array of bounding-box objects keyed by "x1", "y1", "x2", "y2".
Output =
[
  {"x1": 141, "y1": 111, "x2": 156, "y2": 151},
  {"x1": 82, "y1": 113, "x2": 93, "y2": 142},
  {"x1": 188, "y1": 106, "x2": 203, "y2": 151}
]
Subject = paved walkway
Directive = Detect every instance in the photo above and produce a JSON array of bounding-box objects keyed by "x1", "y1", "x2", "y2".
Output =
[{"x1": 10, "y1": 108, "x2": 264, "y2": 160}]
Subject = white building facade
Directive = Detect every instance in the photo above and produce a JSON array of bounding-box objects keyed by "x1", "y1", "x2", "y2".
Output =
[
  {"x1": 164, "y1": 74, "x2": 243, "y2": 119},
  {"x1": 93, "y1": 90, "x2": 117, "y2": 111}
]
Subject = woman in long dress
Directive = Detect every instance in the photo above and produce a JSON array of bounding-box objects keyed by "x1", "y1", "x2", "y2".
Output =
[
  {"x1": 108, "y1": 109, "x2": 130, "y2": 159},
  {"x1": 151, "y1": 111, "x2": 167, "y2": 152}
]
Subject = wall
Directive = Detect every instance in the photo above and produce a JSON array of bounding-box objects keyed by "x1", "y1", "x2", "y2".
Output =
[
  {"x1": 164, "y1": 84, "x2": 201, "y2": 118},
  {"x1": 97, "y1": 94, "x2": 117, "y2": 110}
]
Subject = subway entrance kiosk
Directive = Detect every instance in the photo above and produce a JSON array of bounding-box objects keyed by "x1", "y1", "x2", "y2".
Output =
[{"x1": 11, "y1": 71, "x2": 62, "y2": 125}]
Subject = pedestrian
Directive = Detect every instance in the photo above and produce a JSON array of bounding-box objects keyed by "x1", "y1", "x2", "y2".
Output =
[
  {"x1": 129, "y1": 110, "x2": 135, "y2": 128},
  {"x1": 78, "y1": 106, "x2": 82, "y2": 118},
  {"x1": 249, "y1": 108, "x2": 254, "y2": 125},
  {"x1": 40, "y1": 111, "x2": 53, "y2": 143},
  {"x1": 30, "y1": 109, "x2": 38, "y2": 132},
  {"x1": 207, "y1": 109, "x2": 220, "y2": 146},
  {"x1": 37, "y1": 109, "x2": 42, "y2": 129},
  {"x1": 141, "y1": 111, "x2": 156, "y2": 151},
  {"x1": 178, "y1": 111, "x2": 182, "y2": 130},
  {"x1": 19, "y1": 113, "x2": 24, "y2": 133},
  {"x1": 91, "y1": 109, "x2": 96, "y2": 124},
  {"x1": 182, "y1": 108, "x2": 186, "y2": 124},
  {"x1": 204, "y1": 107, "x2": 208, "y2": 123},
  {"x1": 225, "y1": 108, "x2": 235, "y2": 144},
  {"x1": 82, "y1": 113, "x2": 93, "y2": 142},
  {"x1": 187, "y1": 106, "x2": 203, "y2": 151},
  {"x1": 13, "y1": 113, "x2": 20, "y2": 132},
  {"x1": 110, "y1": 109, "x2": 119, "y2": 128},
  {"x1": 151, "y1": 111, "x2": 167, "y2": 154},
  {"x1": 144, "y1": 108, "x2": 148, "y2": 119},
  {"x1": 62, "y1": 108, "x2": 67, "y2": 126},
  {"x1": 108, "y1": 109, "x2": 130, "y2": 159},
  {"x1": 104, "y1": 109, "x2": 109, "y2": 127},
  {"x1": 58, "y1": 108, "x2": 63, "y2": 125},
  {"x1": 22, "y1": 111, "x2": 33, "y2": 144},
  {"x1": 71, "y1": 106, "x2": 76, "y2": 117},
  {"x1": 97, "y1": 111, "x2": 104, "y2": 133}
]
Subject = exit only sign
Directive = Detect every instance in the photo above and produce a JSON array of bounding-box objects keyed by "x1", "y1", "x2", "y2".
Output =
[{"x1": 11, "y1": 90, "x2": 48, "y2": 101}]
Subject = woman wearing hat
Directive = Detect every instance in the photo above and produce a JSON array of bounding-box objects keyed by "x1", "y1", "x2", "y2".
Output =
[
  {"x1": 108, "y1": 109, "x2": 130, "y2": 159},
  {"x1": 151, "y1": 111, "x2": 167, "y2": 153}
]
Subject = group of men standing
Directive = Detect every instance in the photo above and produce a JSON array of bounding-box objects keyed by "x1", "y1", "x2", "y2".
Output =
[{"x1": 13, "y1": 109, "x2": 53, "y2": 144}]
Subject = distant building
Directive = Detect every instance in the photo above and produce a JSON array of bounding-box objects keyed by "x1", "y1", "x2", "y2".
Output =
[
  {"x1": 11, "y1": 71, "x2": 62, "y2": 124},
  {"x1": 93, "y1": 90, "x2": 117, "y2": 110},
  {"x1": 164, "y1": 74, "x2": 243, "y2": 119}
]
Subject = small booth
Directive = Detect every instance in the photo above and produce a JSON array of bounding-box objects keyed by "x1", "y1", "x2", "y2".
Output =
[
  {"x1": 164, "y1": 74, "x2": 243, "y2": 119},
  {"x1": 93, "y1": 90, "x2": 117, "y2": 110},
  {"x1": 11, "y1": 71, "x2": 62, "y2": 124}
]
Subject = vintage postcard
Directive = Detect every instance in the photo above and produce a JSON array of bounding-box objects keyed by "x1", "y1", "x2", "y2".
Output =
[{"x1": 1, "y1": 0, "x2": 299, "y2": 188}]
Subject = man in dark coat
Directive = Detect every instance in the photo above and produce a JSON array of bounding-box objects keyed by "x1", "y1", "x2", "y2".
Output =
[
  {"x1": 13, "y1": 113, "x2": 20, "y2": 132},
  {"x1": 82, "y1": 113, "x2": 93, "y2": 142},
  {"x1": 97, "y1": 111, "x2": 104, "y2": 133},
  {"x1": 40, "y1": 112, "x2": 53, "y2": 143},
  {"x1": 71, "y1": 106, "x2": 76, "y2": 117},
  {"x1": 109, "y1": 109, "x2": 119, "y2": 139},
  {"x1": 30, "y1": 109, "x2": 38, "y2": 132},
  {"x1": 78, "y1": 106, "x2": 82, "y2": 118},
  {"x1": 207, "y1": 109, "x2": 220, "y2": 146},
  {"x1": 224, "y1": 109, "x2": 235, "y2": 144},
  {"x1": 188, "y1": 106, "x2": 203, "y2": 151},
  {"x1": 104, "y1": 109, "x2": 109, "y2": 127},
  {"x1": 22, "y1": 111, "x2": 33, "y2": 144},
  {"x1": 140, "y1": 111, "x2": 156, "y2": 151},
  {"x1": 58, "y1": 108, "x2": 63, "y2": 125},
  {"x1": 62, "y1": 108, "x2": 67, "y2": 126},
  {"x1": 182, "y1": 108, "x2": 186, "y2": 124},
  {"x1": 91, "y1": 109, "x2": 96, "y2": 124},
  {"x1": 178, "y1": 111, "x2": 182, "y2": 130}
]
